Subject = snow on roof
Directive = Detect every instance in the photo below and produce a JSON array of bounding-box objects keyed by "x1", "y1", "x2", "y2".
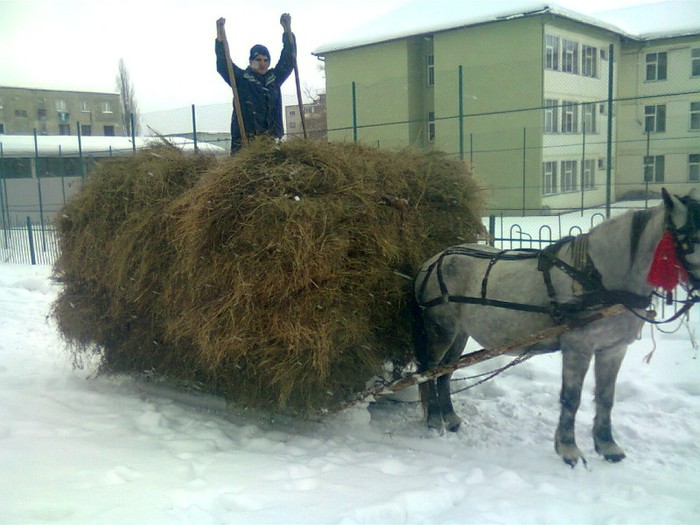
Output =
[
  {"x1": 313, "y1": 0, "x2": 699, "y2": 55},
  {"x1": 592, "y1": 0, "x2": 700, "y2": 39},
  {"x1": 0, "y1": 134, "x2": 226, "y2": 157}
]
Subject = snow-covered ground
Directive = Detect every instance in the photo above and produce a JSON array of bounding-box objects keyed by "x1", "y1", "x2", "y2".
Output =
[{"x1": 1, "y1": 263, "x2": 699, "y2": 525}]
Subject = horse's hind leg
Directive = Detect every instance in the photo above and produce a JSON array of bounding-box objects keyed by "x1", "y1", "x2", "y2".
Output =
[
  {"x1": 593, "y1": 344, "x2": 627, "y2": 462},
  {"x1": 555, "y1": 346, "x2": 593, "y2": 467},
  {"x1": 436, "y1": 332, "x2": 468, "y2": 432},
  {"x1": 417, "y1": 314, "x2": 466, "y2": 432}
]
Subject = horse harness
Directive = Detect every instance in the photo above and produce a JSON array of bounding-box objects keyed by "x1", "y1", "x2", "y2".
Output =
[{"x1": 414, "y1": 208, "x2": 696, "y2": 324}]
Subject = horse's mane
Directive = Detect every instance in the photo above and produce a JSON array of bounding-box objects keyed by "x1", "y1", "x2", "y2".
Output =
[{"x1": 587, "y1": 204, "x2": 665, "y2": 294}]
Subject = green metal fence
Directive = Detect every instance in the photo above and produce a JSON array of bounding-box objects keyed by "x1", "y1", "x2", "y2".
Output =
[{"x1": 1, "y1": 218, "x2": 59, "y2": 266}]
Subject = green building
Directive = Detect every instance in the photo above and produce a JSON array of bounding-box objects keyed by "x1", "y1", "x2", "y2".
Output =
[{"x1": 314, "y1": 2, "x2": 700, "y2": 214}]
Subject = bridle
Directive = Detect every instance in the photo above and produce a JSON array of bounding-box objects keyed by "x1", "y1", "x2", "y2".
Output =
[{"x1": 671, "y1": 196, "x2": 700, "y2": 289}]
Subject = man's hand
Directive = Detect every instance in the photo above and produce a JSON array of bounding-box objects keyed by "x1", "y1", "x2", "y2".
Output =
[
  {"x1": 280, "y1": 13, "x2": 291, "y2": 32},
  {"x1": 216, "y1": 17, "x2": 226, "y2": 41}
]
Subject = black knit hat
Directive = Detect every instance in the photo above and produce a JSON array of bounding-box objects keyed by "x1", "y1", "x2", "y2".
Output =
[{"x1": 249, "y1": 44, "x2": 271, "y2": 61}]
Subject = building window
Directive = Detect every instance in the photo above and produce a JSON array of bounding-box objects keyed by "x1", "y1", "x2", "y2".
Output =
[
  {"x1": 0, "y1": 158, "x2": 32, "y2": 178},
  {"x1": 0, "y1": 123, "x2": 4, "y2": 134},
  {"x1": 582, "y1": 159, "x2": 596, "y2": 189},
  {"x1": 427, "y1": 54, "x2": 435, "y2": 86},
  {"x1": 55, "y1": 99, "x2": 67, "y2": 112},
  {"x1": 37, "y1": 108, "x2": 47, "y2": 120},
  {"x1": 644, "y1": 155, "x2": 665, "y2": 182},
  {"x1": 542, "y1": 161, "x2": 558, "y2": 195},
  {"x1": 81, "y1": 124, "x2": 92, "y2": 136},
  {"x1": 104, "y1": 125, "x2": 115, "y2": 136},
  {"x1": 15, "y1": 109, "x2": 28, "y2": 118},
  {"x1": 59, "y1": 124, "x2": 71, "y2": 135},
  {"x1": 690, "y1": 101, "x2": 700, "y2": 131},
  {"x1": 562, "y1": 40, "x2": 579, "y2": 74},
  {"x1": 692, "y1": 48, "x2": 700, "y2": 77},
  {"x1": 427, "y1": 111, "x2": 435, "y2": 141},
  {"x1": 689, "y1": 154, "x2": 700, "y2": 182},
  {"x1": 644, "y1": 105, "x2": 666, "y2": 132},
  {"x1": 646, "y1": 52, "x2": 667, "y2": 81},
  {"x1": 561, "y1": 101, "x2": 578, "y2": 133},
  {"x1": 544, "y1": 99, "x2": 558, "y2": 133},
  {"x1": 582, "y1": 103, "x2": 596, "y2": 134},
  {"x1": 582, "y1": 45, "x2": 597, "y2": 77},
  {"x1": 101, "y1": 102, "x2": 113, "y2": 113},
  {"x1": 81, "y1": 101, "x2": 90, "y2": 112},
  {"x1": 545, "y1": 35, "x2": 559, "y2": 71},
  {"x1": 561, "y1": 160, "x2": 578, "y2": 192},
  {"x1": 289, "y1": 122, "x2": 296, "y2": 129}
]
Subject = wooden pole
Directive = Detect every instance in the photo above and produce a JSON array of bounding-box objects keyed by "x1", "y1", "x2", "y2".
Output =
[
  {"x1": 284, "y1": 22, "x2": 307, "y2": 139},
  {"x1": 339, "y1": 304, "x2": 627, "y2": 410},
  {"x1": 219, "y1": 25, "x2": 248, "y2": 146}
]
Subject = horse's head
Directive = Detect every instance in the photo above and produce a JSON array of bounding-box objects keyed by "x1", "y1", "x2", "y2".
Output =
[{"x1": 662, "y1": 188, "x2": 700, "y2": 288}]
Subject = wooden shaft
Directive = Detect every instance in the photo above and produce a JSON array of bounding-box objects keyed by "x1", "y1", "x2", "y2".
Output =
[
  {"x1": 220, "y1": 26, "x2": 248, "y2": 146},
  {"x1": 285, "y1": 27, "x2": 307, "y2": 139},
  {"x1": 338, "y1": 304, "x2": 626, "y2": 411}
]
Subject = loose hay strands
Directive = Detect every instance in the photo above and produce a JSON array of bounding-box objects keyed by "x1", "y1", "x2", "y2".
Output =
[{"x1": 53, "y1": 139, "x2": 484, "y2": 415}]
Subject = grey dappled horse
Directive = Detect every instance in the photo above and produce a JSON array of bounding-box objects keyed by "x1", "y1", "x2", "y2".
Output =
[{"x1": 413, "y1": 188, "x2": 700, "y2": 467}]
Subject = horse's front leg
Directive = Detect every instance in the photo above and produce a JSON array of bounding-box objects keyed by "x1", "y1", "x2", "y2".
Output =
[
  {"x1": 555, "y1": 346, "x2": 593, "y2": 467},
  {"x1": 419, "y1": 380, "x2": 443, "y2": 432},
  {"x1": 593, "y1": 344, "x2": 627, "y2": 462}
]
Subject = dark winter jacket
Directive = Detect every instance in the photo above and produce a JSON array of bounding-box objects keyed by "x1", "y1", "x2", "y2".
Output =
[{"x1": 215, "y1": 33, "x2": 294, "y2": 152}]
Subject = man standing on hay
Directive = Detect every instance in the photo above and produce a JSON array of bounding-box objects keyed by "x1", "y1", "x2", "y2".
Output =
[{"x1": 215, "y1": 14, "x2": 295, "y2": 154}]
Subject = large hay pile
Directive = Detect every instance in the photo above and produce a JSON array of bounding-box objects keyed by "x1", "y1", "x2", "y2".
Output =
[{"x1": 53, "y1": 139, "x2": 483, "y2": 414}]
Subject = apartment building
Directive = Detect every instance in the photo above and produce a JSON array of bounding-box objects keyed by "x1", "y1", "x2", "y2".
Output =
[
  {"x1": 313, "y1": 2, "x2": 699, "y2": 214},
  {"x1": 615, "y1": 38, "x2": 700, "y2": 197},
  {"x1": 285, "y1": 93, "x2": 328, "y2": 141},
  {"x1": 0, "y1": 86, "x2": 124, "y2": 137}
]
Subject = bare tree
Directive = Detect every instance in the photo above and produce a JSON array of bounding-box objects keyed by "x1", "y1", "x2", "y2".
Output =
[
  {"x1": 300, "y1": 84, "x2": 327, "y2": 140},
  {"x1": 116, "y1": 58, "x2": 140, "y2": 136}
]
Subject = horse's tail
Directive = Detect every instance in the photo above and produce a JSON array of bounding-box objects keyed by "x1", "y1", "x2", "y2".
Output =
[
  {"x1": 410, "y1": 287, "x2": 431, "y2": 416},
  {"x1": 410, "y1": 291, "x2": 428, "y2": 370}
]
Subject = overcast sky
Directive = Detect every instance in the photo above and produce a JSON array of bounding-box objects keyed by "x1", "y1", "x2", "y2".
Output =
[{"x1": 0, "y1": 0, "x2": 668, "y2": 114}]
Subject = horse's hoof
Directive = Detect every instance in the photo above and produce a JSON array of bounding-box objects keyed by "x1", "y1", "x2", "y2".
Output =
[
  {"x1": 603, "y1": 452, "x2": 626, "y2": 463},
  {"x1": 596, "y1": 441, "x2": 626, "y2": 463},
  {"x1": 426, "y1": 416, "x2": 444, "y2": 434},
  {"x1": 444, "y1": 413, "x2": 462, "y2": 433},
  {"x1": 555, "y1": 438, "x2": 587, "y2": 468},
  {"x1": 563, "y1": 457, "x2": 578, "y2": 469}
]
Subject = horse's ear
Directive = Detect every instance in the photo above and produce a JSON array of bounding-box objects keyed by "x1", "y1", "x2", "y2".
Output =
[
  {"x1": 662, "y1": 187, "x2": 688, "y2": 229},
  {"x1": 661, "y1": 187, "x2": 673, "y2": 210}
]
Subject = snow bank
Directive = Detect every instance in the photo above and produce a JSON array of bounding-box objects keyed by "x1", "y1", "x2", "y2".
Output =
[{"x1": 1, "y1": 264, "x2": 699, "y2": 524}]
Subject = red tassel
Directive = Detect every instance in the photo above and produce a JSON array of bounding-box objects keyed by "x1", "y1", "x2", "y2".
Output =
[{"x1": 647, "y1": 231, "x2": 688, "y2": 292}]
